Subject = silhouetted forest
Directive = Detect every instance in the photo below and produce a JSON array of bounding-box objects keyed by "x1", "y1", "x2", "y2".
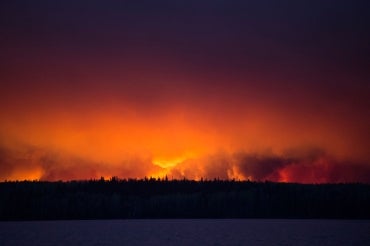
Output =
[{"x1": 1, "y1": 178, "x2": 369, "y2": 220}]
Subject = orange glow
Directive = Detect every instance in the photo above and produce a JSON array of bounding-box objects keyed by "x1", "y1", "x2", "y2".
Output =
[
  {"x1": 6, "y1": 167, "x2": 43, "y2": 181},
  {"x1": 0, "y1": 82, "x2": 369, "y2": 183},
  {"x1": 0, "y1": 103, "x2": 369, "y2": 183}
]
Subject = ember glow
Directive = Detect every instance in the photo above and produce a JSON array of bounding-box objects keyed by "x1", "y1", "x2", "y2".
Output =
[{"x1": 1, "y1": 1, "x2": 369, "y2": 182}]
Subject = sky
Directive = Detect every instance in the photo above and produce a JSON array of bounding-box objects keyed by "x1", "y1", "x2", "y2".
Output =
[{"x1": 0, "y1": 1, "x2": 369, "y2": 182}]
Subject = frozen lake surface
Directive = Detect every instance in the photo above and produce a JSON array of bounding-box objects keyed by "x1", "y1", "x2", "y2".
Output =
[{"x1": 1, "y1": 219, "x2": 369, "y2": 246}]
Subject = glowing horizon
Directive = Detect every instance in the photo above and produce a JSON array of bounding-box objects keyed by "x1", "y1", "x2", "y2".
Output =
[{"x1": 1, "y1": 1, "x2": 369, "y2": 183}]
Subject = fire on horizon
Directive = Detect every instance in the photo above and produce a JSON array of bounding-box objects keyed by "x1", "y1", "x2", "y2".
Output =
[{"x1": 0, "y1": 1, "x2": 369, "y2": 183}]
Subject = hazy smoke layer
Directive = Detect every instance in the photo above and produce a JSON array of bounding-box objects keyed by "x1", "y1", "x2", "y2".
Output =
[{"x1": 1, "y1": 143, "x2": 369, "y2": 183}]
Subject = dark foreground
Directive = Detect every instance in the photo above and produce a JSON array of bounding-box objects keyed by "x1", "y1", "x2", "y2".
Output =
[
  {"x1": 1, "y1": 219, "x2": 369, "y2": 246},
  {"x1": 1, "y1": 180, "x2": 369, "y2": 220}
]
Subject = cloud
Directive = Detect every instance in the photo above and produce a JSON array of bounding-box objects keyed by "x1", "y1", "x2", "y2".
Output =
[
  {"x1": 234, "y1": 149, "x2": 370, "y2": 183},
  {"x1": 166, "y1": 153, "x2": 233, "y2": 180},
  {"x1": 0, "y1": 144, "x2": 44, "y2": 181},
  {"x1": 279, "y1": 158, "x2": 370, "y2": 183},
  {"x1": 0, "y1": 143, "x2": 163, "y2": 181},
  {"x1": 235, "y1": 154, "x2": 290, "y2": 181},
  {"x1": 166, "y1": 148, "x2": 370, "y2": 183},
  {"x1": 1, "y1": 143, "x2": 369, "y2": 183}
]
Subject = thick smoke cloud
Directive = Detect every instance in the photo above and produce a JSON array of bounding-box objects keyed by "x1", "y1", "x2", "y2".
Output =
[
  {"x1": 1, "y1": 143, "x2": 369, "y2": 183},
  {"x1": 234, "y1": 151, "x2": 370, "y2": 183},
  {"x1": 167, "y1": 149, "x2": 370, "y2": 183},
  {"x1": 0, "y1": 144, "x2": 162, "y2": 181}
]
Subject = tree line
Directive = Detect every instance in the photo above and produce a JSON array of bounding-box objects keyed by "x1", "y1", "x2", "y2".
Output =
[{"x1": 0, "y1": 178, "x2": 369, "y2": 220}]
